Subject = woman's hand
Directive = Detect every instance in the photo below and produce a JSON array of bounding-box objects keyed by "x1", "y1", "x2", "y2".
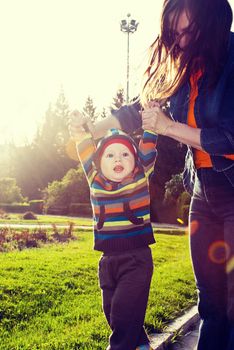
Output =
[
  {"x1": 68, "y1": 110, "x2": 93, "y2": 141},
  {"x1": 142, "y1": 105, "x2": 174, "y2": 135},
  {"x1": 142, "y1": 104, "x2": 203, "y2": 150}
]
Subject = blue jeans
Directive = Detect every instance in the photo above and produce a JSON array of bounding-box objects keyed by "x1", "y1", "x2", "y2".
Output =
[{"x1": 190, "y1": 168, "x2": 234, "y2": 350}]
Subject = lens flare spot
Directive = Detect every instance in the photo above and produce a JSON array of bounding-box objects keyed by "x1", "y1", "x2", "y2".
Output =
[
  {"x1": 226, "y1": 256, "x2": 234, "y2": 274},
  {"x1": 208, "y1": 241, "x2": 230, "y2": 264},
  {"x1": 189, "y1": 220, "x2": 199, "y2": 236}
]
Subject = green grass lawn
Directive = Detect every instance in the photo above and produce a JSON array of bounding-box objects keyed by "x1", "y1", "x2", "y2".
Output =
[
  {"x1": 0, "y1": 230, "x2": 196, "y2": 350},
  {"x1": 0, "y1": 214, "x2": 187, "y2": 236},
  {"x1": 0, "y1": 214, "x2": 92, "y2": 226}
]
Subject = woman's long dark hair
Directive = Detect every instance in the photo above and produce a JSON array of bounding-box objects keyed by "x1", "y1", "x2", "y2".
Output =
[{"x1": 141, "y1": 0, "x2": 233, "y2": 107}]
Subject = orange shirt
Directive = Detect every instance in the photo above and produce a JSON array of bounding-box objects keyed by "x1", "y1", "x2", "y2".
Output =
[
  {"x1": 188, "y1": 70, "x2": 212, "y2": 168},
  {"x1": 187, "y1": 71, "x2": 234, "y2": 169}
]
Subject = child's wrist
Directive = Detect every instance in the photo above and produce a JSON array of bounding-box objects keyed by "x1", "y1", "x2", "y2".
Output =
[
  {"x1": 74, "y1": 131, "x2": 93, "y2": 144},
  {"x1": 85, "y1": 121, "x2": 95, "y2": 138},
  {"x1": 144, "y1": 129, "x2": 158, "y2": 136}
]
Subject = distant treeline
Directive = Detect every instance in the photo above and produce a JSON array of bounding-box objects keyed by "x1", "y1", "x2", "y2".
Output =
[{"x1": 0, "y1": 88, "x2": 187, "y2": 223}]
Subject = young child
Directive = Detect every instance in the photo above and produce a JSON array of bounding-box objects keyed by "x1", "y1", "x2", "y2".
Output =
[{"x1": 68, "y1": 115, "x2": 158, "y2": 350}]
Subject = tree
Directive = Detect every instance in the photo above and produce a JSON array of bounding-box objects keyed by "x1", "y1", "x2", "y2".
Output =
[
  {"x1": 0, "y1": 143, "x2": 16, "y2": 178},
  {"x1": 11, "y1": 143, "x2": 43, "y2": 200},
  {"x1": 164, "y1": 173, "x2": 185, "y2": 205},
  {"x1": 11, "y1": 89, "x2": 77, "y2": 200},
  {"x1": 111, "y1": 88, "x2": 125, "y2": 109},
  {"x1": 176, "y1": 191, "x2": 191, "y2": 225},
  {"x1": 36, "y1": 89, "x2": 70, "y2": 157},
  {"x1": 43, "y1": 168, "x2": 90, "y2": 212},
  {"x1": 149, "y1": 136, "x2": 187, "y2": 223},
  {"x1": 163, "y1": 173, "x2": 191, "y2": 225},
  {"x1": 0, "y1": 177, "x2": 25, "y2": 203},
  {"x1": 100, "y1": 107, "x2": 108, "y2": 119},
  {"x1": 1, "y1": 92, "x2": 93, "y2": 200},
  {"x1": 53, "y1": 88, "x2": 71, "y2": 157},
  {"x1": 82, "y1": 96, "x2": 98, "y2": 124}
]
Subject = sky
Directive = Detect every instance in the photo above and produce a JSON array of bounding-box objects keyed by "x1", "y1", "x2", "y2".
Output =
[{"x1": 0, "y1": 0, "x2": 234, "y2": 145}]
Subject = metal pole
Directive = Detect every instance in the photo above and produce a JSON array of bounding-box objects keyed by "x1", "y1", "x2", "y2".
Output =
[
  {"x1": 120, "y1": 14, "x2": 138, "y2": 104},
  {"x1": 126, "y1": 30, "x2": 130, "y2": 103}
]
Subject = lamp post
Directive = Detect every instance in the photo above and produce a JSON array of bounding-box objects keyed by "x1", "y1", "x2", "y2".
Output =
[{"x1": 120, "y1": 13, "x2": 138, "y2": 103}]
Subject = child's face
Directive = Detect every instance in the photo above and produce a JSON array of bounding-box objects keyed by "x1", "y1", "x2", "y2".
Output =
[{"x1": 100, "y1": 143, "x2": 135, "y2": 182}]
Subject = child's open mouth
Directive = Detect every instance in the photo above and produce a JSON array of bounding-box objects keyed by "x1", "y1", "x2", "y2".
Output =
[{"x1": 114, "y1": 165, "x2": 124, "y2": 172}]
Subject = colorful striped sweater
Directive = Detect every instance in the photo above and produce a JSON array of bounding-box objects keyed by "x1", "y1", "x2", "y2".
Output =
[{"x1": 76, "y1": 130, "x2": 158, "y2": 253}]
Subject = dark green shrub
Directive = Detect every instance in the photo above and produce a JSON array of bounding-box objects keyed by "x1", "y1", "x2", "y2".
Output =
[
  {"x1": 69, "y1": 203, "x2": 92, "y2": 217},
  {"x1": 0, "y1": 177, "x2": 25, "y2": 203},
  {"x1": 181, "y1": 205, "x2": 190, "y2": 225},
  {"x1": 29, "y1": 200, "x2": 44, "y2": 214},
  {"x1": 0, "y1": 209, "x2": 9, "y2": 219},
  {"x1": 43, "y1": 168, "x2": 90, "y2": 214},
  {"x1": 47, "y1": 206, "x2": 69, "y2": 215},
  {"x1": 51, "y1": 223, "x2": 75, "y2": 242},
  {"x1": 0, "y1": 203, "x2": 30, "y2": 213},
  {"x1": 164, "y1": 174, "x2": 184, "y2": 205},
  {"x1": 177, "y1": 191, "x2": 191, "y2": 225},
  {"x1": 31, "y1": 230, "x2": 47, "y2": 242},
  {"x1": 22, "y1": 211, "x2": 37, "y2": 220}
]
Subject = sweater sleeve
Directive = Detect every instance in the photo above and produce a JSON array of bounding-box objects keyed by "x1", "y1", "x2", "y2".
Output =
[
  {"x1": 200, "y1": 67, "x2": 234, "y2": 155},
  {"x1": 76, "y1": 133, "x2": 97, "y2": 185},
  {"x1": 138, "y1": 130, "x2": 158, "y2": 177},
  {"x1": 111, "y1": 99, "x2": 142, "y2": 133},
  {"x1": 200, "y1": 126, "x2": 234, "y2": 155}
]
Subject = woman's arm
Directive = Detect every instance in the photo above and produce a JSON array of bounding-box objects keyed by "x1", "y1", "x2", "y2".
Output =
[
  {"x1": 142, "y1": 103, "x2": 234, "y2": 155},
  {"x1": 142, "y1": 106, "x2": 203, "y2": 150},
  {"x1": 90, "y1": 100, "x2": 142, "y2": 139},
  {"x1": 69, "y1": 100, "x2": 142, "y2": 140},
  {"x1": 166, "y1": 122, "x2": 202, "y2": 150},
  {"x1": 68, "y1": 110, "x2": 120, "y2": 140},
  {"x1": 199, "y1": 68, "x2": 234, "y2": 155},
  {"x1": 142, "y1": 65, "x2": 234, "y2": 155},
  {"x1": 90, "y1": 115, "x2": 122, "y2": 140}
]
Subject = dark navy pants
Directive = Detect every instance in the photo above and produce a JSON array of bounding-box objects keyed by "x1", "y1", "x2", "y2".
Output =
[
  {"x1": 190, "y1": 168, "x2": 234, "y2": 350},
  {"x1": 98, "y1": 247, "x2": 153, "y2": 350}
]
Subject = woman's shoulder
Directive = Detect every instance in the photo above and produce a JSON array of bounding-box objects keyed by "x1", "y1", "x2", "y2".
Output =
[
  {"x1": 223, "y1": 32, "x2": 234, "y2": 73},
  {"x1": 229, "y1": 31, "x2": 234, "y2": 41}
]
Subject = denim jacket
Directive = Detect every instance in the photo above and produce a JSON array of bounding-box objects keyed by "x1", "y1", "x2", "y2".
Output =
[{"x1": 112, "y1": 32, "x2": 234, "y2": 194}]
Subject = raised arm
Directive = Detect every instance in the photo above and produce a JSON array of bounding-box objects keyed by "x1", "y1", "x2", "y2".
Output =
[
  {"x1": 138, "y1": 130, "x2": 158, "y2": 177},
  {"x1": 90, "y1": 100, "x2": 142, "y2": 139},
  {"x1": 142, "y1": 86, "x2": 234, "y2": 155},
  {"x1": 142, "y1": 105, "x2": 203, "y2": 150},
  {"x1": 76, "y1": 134, "x2": 98, "y2": 184},
  {"x1": 68, "y1": 111, "x2": 97, "y2": 184},
  {"x1": 89, "y1": 115, "x2": 121, "y2": 140}
]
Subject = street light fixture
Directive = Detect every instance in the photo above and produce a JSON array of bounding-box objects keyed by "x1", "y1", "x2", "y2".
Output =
[{"x1": 120, "y1": 13, "x2": 139, "y2": 103}]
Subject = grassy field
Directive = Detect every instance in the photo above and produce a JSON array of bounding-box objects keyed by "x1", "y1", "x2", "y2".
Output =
[
  {"x1": 0, "y1": 214, "x2": 92, "y2": 226},
  {"x1": 0, "y1": 229, "x2": 196, "y2": 350}
]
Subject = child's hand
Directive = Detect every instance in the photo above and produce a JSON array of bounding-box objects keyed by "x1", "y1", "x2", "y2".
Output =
[
  {"x1": 142, "y1": 106, "x2": 173, "y2": 135},
  {"x1": 68, "y1": 110, "x2": 91, "y2": 141}
]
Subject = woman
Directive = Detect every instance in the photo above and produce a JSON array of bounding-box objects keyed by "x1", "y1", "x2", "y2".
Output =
[
  {"x1": 142, "y1": 1, "x2": 234, "y2": 349},
  {"x1": 69, "y1": 0, "x2": 234, "y2": 349}
]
